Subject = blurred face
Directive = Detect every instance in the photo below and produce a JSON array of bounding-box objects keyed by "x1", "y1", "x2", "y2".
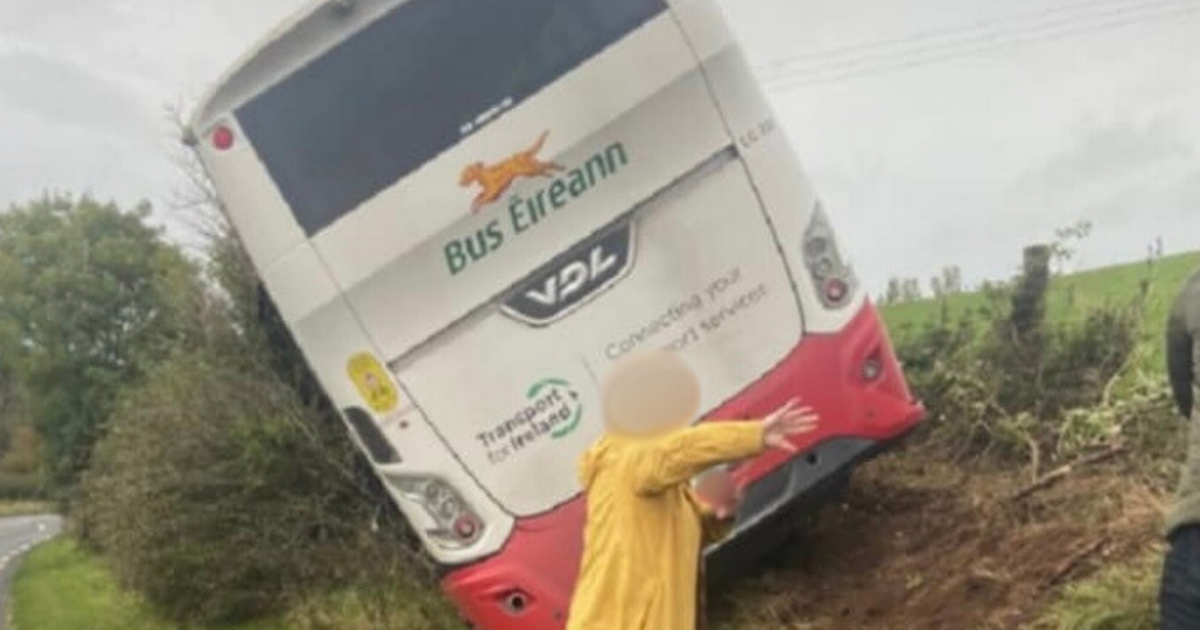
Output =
[{"x1": 602, "y1": 350, "x2": 700, "y2": 436}]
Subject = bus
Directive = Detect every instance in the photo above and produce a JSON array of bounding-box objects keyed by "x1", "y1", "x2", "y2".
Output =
[{"x1": 190, "y1": 0, "x2": 924, "y2": 628}]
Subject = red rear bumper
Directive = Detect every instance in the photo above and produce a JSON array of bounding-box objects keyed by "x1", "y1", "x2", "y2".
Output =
[{"x1": 442, "y1": 303, "x2": 923, "y2": 630}]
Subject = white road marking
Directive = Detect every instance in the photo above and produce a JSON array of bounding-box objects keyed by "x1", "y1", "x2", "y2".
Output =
[{"x1": 0, "y1": 514, "x2": 64, "y2": 606}]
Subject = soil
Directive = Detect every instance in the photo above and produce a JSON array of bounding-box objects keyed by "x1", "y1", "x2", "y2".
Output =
[{"x1": 713, "y1": 448, "x2": 1167, "y2": 630}]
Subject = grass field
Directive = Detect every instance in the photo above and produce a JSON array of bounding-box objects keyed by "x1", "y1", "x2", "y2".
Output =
[
  {"x1": 11, "y1": 539, "x2": 456, "y2": 630},
  {"x1": 882, "y1": 251, "x2": 1200, "y2": 370},
  {"x1": 1032, "y1": 551, "x2": 1162, "y2": 630},
  {"x1": 11, "y1": 540, "x2": 286, "y2": 630}
]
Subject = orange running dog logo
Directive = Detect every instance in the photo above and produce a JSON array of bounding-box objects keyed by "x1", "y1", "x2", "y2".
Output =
[{"x1": 460, "y1": 131, "x2": 564, "y2": 213}]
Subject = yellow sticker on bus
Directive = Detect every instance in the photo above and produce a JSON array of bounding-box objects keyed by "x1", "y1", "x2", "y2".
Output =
[{"x1": 347, "y1": 353, "x2": 400, "y2": 413}]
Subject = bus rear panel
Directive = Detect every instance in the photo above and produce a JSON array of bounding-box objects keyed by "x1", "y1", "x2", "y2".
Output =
[{"x1": 192, "y1": 0, "x2": 923, "y2": 628}]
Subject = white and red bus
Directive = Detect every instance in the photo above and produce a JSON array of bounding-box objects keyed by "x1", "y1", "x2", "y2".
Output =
[{"x1": 191, "y1": 0, "x2": 923, "y2": 627}]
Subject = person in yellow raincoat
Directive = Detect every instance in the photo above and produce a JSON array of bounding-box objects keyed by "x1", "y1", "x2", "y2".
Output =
[{"x1": 566, "y1": 350, "x2": 819, "y2": 630}]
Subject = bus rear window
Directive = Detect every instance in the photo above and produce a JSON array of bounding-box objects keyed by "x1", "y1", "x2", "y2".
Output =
[{"x1": 237, "y1": 0, "x2": 667, "y2": 237}]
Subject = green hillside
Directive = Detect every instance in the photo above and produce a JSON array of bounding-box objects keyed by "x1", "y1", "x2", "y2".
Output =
[{"x1": 881, "y1": 251, "x2": 1200, "y2": 371}]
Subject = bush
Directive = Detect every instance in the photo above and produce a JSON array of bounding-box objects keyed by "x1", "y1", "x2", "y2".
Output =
[
  {"x1": 986, "y1": 301, "x2": 1141, "y2": 420},
  {"x1": 893, "y1": 311, "x2": 1015, "y2": 459},
  {"x1": 1034, "y1": 553, "x2": 1160, "y2": 630},
  {"x1": 80, "y1": 354, "x2": 450, "y2": 626},
  {"x1": 1057, "y1": 371, "x2": 1186, "y2": 486},
  {"x1": 893, "y1": 264, "x2": 1148, "y2": 467},
  {"x1": 0, "y1": 471, "x2": 41, "y2": 500},
  {"x1": 70, "y1": 218, "x2": 463, "y2": 627},
  {"x1": 1, "y1": 425, "x2": 40, "y2": 474}
]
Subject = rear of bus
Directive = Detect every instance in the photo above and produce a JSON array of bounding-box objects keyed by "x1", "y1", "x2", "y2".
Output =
[{"x1": 191, "y1": 0, "x2": 923, "y2": 628}]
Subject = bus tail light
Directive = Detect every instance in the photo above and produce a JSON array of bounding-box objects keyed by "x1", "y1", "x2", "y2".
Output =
[
  {"x1": 804, "y1": 202, "x2": 857, "y2": 309},
  {"x1": 389, "y1": 475, "x2": 484, "y2": 549},
  {"x1": 453, "y1": 514, "x2": 481, "y2": 540},
  {"x1": 862, "y1": 350, "x2": 884, "y2": 382},
  {"x1": 212, "y1": 125, "x2": 235, "y2": 151},
  {"x1": 823, "y1": 277, "x2": 849, "y2": 304}
]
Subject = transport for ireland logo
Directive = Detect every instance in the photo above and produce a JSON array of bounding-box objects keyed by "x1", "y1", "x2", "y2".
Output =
[{"x1": 476, "y1": 378, "x2": 584, "y2": 465}]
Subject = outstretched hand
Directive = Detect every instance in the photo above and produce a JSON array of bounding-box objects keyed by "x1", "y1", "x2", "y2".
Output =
[{"x1": 762, "y1": 399, "x2": 820, "y2": 452}]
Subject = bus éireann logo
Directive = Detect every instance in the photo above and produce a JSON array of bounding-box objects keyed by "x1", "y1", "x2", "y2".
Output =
[{"x1": 460, "y1": 131, "x2": 564, "y2": 213}]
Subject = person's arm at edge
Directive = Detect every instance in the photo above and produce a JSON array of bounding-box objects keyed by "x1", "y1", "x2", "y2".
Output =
[{"x1": 1167, "y1": 294, "x2": 1195, "y2": 419}]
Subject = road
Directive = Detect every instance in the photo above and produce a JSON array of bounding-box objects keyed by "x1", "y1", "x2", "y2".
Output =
[{"x1": 0, "y1": 515, "x2": 62, "y2": 630}]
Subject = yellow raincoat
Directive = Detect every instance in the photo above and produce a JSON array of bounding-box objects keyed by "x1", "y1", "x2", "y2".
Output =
[{"x1": 566, "y1": 421, "x2": 766, "y2": 630}]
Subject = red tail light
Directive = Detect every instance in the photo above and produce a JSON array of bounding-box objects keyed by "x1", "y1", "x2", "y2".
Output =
[
  {"x1": 454, "y1": 514, "x2": 481, "y2": 540},
  {"x1": 389, "y1": 475, "x2": 485, "y2": 549},
  {"x1": 803, "y1": 202, "x2": 857, "y2": 308},
  {"x1": 861, "y1": 351, "x2": 884, "y2": 382},
  {"x1": 212, "y1": 125, "x2": 235, "y2": 151},
  {"x1": 823, "y1": 278, "x2": 849, "y2": 304}
]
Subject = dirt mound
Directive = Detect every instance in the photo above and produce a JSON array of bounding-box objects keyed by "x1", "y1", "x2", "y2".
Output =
[{"x1": 714, "y1": 451, "x2": 1165, "y2": 630}]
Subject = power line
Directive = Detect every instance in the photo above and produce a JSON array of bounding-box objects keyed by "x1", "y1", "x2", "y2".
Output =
[
  {"x1": 759, "y1": 1, "x2": 1200, "y2": 92},
  {"x1": 754, "y1": 0, "x2": 1182, "y2": 75},
  {"x1": 759, "y1": 0, "x2": 1196, "y2": 86},
  {"x1": 770, "y1": 5, "x2": 1200, "y2": 90}
]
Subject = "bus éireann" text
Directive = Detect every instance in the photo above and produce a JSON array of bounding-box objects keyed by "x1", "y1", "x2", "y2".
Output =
[{"x1": 444, "y1": 142, "x2": 629, "y2": 276}]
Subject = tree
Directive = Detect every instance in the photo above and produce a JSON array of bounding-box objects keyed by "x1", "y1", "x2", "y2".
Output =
[
  {"x1": 930, "y1": 276, "x2": 945, "y2": 298},
  {"x1": 930, "y1": 266, "x2": 965, "y2": 299},
  {"x1": 0, "y1": 425, "x2": 38, "y2": 474},
  {"x1": 885, "y1": 278, "x2": 903, "y2": 305},
  {"x1": 0, "y1": 359, "x2": 22, "y2": 454},
  {"x1": 71, "y1": 127, "x2": 456, "y2": 626},
  {"x1": 1050, "y1": 220, "x2": 1093, "y2": 275},
  {"x1": 0, "y1": 196, "x2": 204, "y2": 492},
  {"x1": 901, "y1": 278, "x2": 923, "y2": 303},
  {"x1": 941, "y1": 266, "x2": 964, "y2": 294}
]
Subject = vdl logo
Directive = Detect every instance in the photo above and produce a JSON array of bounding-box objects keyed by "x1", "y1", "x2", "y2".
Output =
[{"x1": 502, "y1": 223, "x2": 635, "y2": 326}]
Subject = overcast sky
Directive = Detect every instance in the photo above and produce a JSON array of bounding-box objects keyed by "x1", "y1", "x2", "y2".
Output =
[{"x1": 2, "y1": 0, "x2": 1198, "y2": 292}]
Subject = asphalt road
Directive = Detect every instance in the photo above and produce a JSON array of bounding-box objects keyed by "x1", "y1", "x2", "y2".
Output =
[{"x1": 0, "y1": 515, "x2": 63, "y2": 630}]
